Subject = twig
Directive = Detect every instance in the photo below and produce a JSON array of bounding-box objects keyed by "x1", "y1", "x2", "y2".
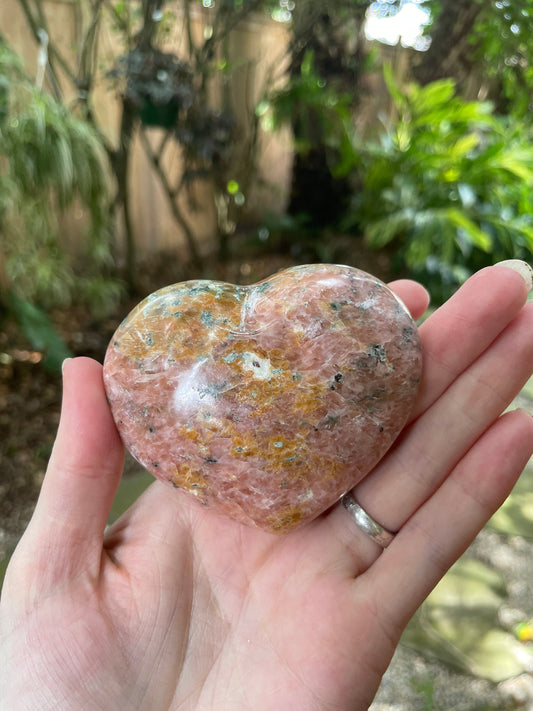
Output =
[
  {"x1": 19, "y1": 0, "x2": 77, "y2": 95},
  {"x1": 139, "y1": 127, "x2": 203, "y2": 270},
  {"x1": 183, "y1": 0, "x2": 198, "y2": 62},
  {"x1": 157, "y1": 130, "x2": 173, "y2": 159},
  {"x1": 102, "y1": 0, "x2": 133, "y2": 49},
  {"x1": 76, "y1": 0, "x2": 104, "y2": 89},
  {"x1": 211, "y1": 0, "x2": 265, "y2": 48}
]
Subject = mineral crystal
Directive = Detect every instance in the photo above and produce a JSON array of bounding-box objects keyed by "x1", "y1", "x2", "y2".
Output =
[{"x1": 103, "y1": 264, "x2": 422, "y2": 533}]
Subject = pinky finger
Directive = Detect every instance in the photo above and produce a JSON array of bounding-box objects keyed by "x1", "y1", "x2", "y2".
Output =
[{"x1": 365, "y1": 409, "x2": 533, "y2": 629}]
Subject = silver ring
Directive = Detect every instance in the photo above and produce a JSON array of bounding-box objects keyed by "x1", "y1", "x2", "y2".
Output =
[{"x1": 341, "y1": 492, "x2": 395, "y2": 548}]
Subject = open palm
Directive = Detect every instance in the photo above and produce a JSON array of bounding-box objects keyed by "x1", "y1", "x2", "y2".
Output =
[{"x1": 2, "y1": 265, "x2": 533, "y2": 711}]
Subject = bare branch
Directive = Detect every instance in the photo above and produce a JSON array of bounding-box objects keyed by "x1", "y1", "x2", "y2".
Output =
[
  {"x1": 210, "y1": 0, "x2": 265, "y2": 48},
  {"x1": 76, "y1": 0, "x2": 105, "y2": 90},
  {"x1": 102, "y1": 0, "x2": 134, "y2": 49},
  {"x1": 183, "y1": 0, "x2": 198, "y2": 61},
  {"x1": 157, "y1": 130, "x2": 173, "y2": 157},
  {"x1": 139, "y1": 127, "x2": 203, "y2": 269},
  {"x1": 26, "y1": 0, "x2": 78, "y2": 88}
]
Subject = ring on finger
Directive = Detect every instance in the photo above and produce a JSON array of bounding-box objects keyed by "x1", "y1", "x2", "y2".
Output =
[{"x1": 341, "y1": 492, "x2": 395, "y2": 548}]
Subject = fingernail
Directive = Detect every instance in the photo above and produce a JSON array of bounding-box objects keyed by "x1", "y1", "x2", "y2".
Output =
[
  {"x1": 495, "y1": 259, "x2": 533, "y2": 293},
  {"x1": 62, "y1": 357, "x2": 72, "y2": 374}
]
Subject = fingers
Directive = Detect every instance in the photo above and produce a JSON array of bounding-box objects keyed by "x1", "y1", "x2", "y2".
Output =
[
  {"x1": 387, "y1": 279, "x2": 430, "y2": 322},
  {"x1": 26, "y1": 357, "x2": 124, "y2": 574},
  {"x1": 324, "y1": 265, "x2": 532, "y2": 566},
  {"x1": 353, "y1": 301, "x2": 533, "y2": 531},
  {"x1": 364, "y1": 409, "x2": 533, "y2": 630},
  {"x1": 413, "y1": 265, "x2": 530, "y2": 419}
]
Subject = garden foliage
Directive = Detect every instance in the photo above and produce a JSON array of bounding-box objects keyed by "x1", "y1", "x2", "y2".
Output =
[
  {"x1": 472, "y1": 0, "x2": 533, "y2": 119},
  {"x1": 268, "y1": 50, "x2": 356, "y2": 181},
  {"x1": 0, "y1": 42, "x2": 119, "y2": 313},
  {"x1": 0, "y1": 41, "x2": 123, "y2": 369},
  {"x1": 346, "y1": 67, "x2": 533, "y2": 299}
]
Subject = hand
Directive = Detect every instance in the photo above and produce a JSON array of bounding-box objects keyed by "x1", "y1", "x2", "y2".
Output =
[{"x1": 2, "y1": 265, "x2": 532, "y2": 711}]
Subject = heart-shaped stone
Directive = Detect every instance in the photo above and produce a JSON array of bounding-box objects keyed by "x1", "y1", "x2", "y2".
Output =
[{"x1": 103, "y1": 264, "x2": 422, "y2": 533}]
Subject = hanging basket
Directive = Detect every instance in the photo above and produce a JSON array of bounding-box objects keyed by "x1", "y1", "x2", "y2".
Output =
[
  {"x1": 109, "y1": 47, "x2": 194, "y2": 130},
  {"x1": 138, "y1": 97, "x2": 181, "y2": 129}
]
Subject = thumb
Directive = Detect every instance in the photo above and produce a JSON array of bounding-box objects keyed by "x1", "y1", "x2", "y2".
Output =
[{"x1": 25, "y1": 357, "x2": 125, "y2": 577}]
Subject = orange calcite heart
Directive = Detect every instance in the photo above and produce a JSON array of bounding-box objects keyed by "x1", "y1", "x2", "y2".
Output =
[{"x1": 103, "y1": 264, "x2": 422, "y2": 533}]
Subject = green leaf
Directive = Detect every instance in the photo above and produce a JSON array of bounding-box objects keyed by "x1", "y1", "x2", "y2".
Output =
[
  {"x1": 7, "y1": 292, "x2": 72, "y2": 371},
  {"x1": 382, "y1": 63, "x2": 407, "y2": 112},
  {"x1": 365, "y1": 209, "x2": 415, "y2": 248},
  {"x1": 445, "y1": 208, "x2": 492, "y2": 251},
  {"x1": 411, "y1": 78, "x2": 456, "y2": 115},
  {"x1": 449, "y1": 133, "x2": 480, "y2": 159},
  {"x1": 497, "y1": 150, "x2": 533, "y2": 183}
]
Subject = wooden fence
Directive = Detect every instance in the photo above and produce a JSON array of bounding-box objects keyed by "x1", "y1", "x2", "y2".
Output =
[
  {"x1": 1, "y1": 0, "x2": 293, "y2": 259},
  {"x1": 1, "y1": 1, "x2": 410, "y2": 260}
]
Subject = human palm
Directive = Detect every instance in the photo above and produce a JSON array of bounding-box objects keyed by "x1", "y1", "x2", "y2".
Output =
[{"x1": 2, "y1": 265, "x2": 533, "y2": 711}]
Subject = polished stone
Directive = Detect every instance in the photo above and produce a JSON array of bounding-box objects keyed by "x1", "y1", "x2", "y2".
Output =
[{"x1": 103, "y1": 264, "x2": 422, "y2": 533}]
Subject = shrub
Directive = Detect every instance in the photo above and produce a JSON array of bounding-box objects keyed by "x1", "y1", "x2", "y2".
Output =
[
  {"x1": 0, "y1": 41, "x2": 121, "y2": 312},
  {"x1": 347, "y1": 67, "x2": 533, "y2": 300}
]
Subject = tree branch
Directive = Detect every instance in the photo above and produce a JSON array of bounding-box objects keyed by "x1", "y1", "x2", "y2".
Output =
[
  {"x1": 139, "y1": 127, "x2": 203, "y2": 269},
  {"x1": 103, "y1": 0, "x2": 133, "y2": 48},
  {"x1": 17, "y1": 0, "x2": 63, "y2": 99},
  {"x1": 26, "y1": 0, "x2": 79, "y2": 88},
  {"x1": 183, "y1": 0, "x2": 198, "y2": 62},
  {"x1": 211, "y1": 0, "x2": 265, "y2": 47},
  {"x1": 157, "y1": 130, "x2": 173, "y2": 158},
  {"x1": 76, "y1": 0, "x2": 105, "y2": 92}
]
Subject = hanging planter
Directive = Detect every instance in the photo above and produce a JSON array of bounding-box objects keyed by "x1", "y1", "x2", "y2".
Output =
[
  {"x1": 109, "y1": 47, "x2": 195, "y2": 129},
  {"x1": 138, "y1": 96, "x2": 181, "y2": 129}
]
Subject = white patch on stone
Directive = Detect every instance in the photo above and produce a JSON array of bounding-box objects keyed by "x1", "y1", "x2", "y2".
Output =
[
  {"x1": 172, "y1": 361, "x2": 205, "y2": 413},
  {"x1": 298, "y1": 488, "x2": 314, "y2": 502},
  {"x1": 359, "y1": 296, "x2": 377, "y2": 311},
  {"x1": 241, "y1": 351, "x2": 273, "y2": 380}
]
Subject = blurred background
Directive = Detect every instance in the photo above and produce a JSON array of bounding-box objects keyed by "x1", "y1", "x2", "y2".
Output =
[{"x1": 1, "y1": 1, "x2": 533, "y2": 707}]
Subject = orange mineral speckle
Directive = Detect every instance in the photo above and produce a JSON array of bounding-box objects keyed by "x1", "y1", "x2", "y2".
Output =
[
  {"x1": 267, "y1": 506, "x2": 305, "y2": 533},
  {"x1": 171, "y1": 463, "x2": 209, "y2": 494},
  {"x1": 293, "y1": 383, "x2": 328, "y2": 416},
  {"x1": 264, "y1": 435, "x2": 306, "y2": 469},
  {"x1": 230, "y1": 431, "x2": 259, "y2": 457},
  {"x1": 178, "y1": 425, "x2": 203, "y2": 443}
]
